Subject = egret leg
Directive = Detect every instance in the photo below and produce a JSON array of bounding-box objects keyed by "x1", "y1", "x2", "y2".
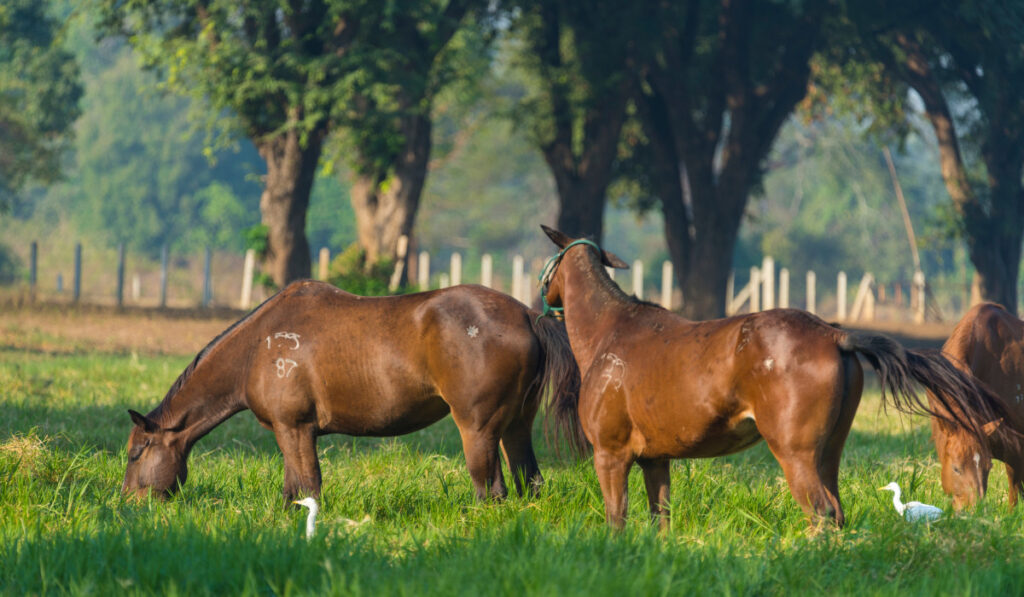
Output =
[
  {"x1": 594, "y1": 449, "x2": 633, "y2": 530},
  {"x1": 638, "y1": 458, "x2": 671, "y2": 531},
  {"x1": 273, "y1": 424, "x2": 321, "y2": 506}
]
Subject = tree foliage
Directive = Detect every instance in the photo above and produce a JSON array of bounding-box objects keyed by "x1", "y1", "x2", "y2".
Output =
[{"x1": 0, "y1": 0, "x2": 82, "y2": 211}]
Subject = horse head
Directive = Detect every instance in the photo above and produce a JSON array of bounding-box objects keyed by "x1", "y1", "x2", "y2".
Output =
[
  {"x1": 934, "y1": 417, "x2": 1002, "y2": 510},
  {"x1": 539, "y1": 225, "x2": 628, "y2": 311},
  {"x1": 122, "y1": 409, "x2": 188, "y2": 500}
]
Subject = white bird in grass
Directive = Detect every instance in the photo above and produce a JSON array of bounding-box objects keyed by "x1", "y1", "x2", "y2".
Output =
[
  {"x1": 878, "y1": 482, "x2": 943, "y2": 522},
  {"x1": 293, "y1": 497, "x2": 319, "y2": 539}
]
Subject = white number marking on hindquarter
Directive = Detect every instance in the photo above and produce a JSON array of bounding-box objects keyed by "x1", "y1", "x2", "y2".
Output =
[
  {"x1": 274, "y1": 331, "x2": 301, "y2": 349},
  {"x1": 275, "y1": 358, "x2": 298, "y2": 378},
  {"x1": 599, "y1": 353, "x2": 626, "y2": 393}
]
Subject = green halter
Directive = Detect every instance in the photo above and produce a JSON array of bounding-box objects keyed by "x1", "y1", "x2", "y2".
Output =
[{"x1": 536, "y1": 239, "x2": 602, "y2": 321}]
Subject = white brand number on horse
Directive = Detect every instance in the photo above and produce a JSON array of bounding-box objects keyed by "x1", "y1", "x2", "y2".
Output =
[{"x1": 275, "y1": 358, "x2": 298, "y2": 378}]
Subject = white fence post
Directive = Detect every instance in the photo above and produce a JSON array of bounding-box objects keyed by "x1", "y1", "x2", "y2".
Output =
[
  {"x1": 450, "y1": 252, "x2": 462, "y2": 287},
  {"x1": 606, "y1": 267, "x2": 616, "y2": 281},
  {"x1": 921, "y1": 270, "x2": 929, "y2": 325},
  {"x1": 318, "y1": 247, "x2": 330, "y2": 281},
  {"x1": 439, "y1": 273, "x2": 450, "y2": 289},
  {"x1": 806, "y1": 270, "x2": 816, "y2": 315},
  {"x1": 779, "y1": 268, "x2": 790, "y2": 309},
  {"x1": 418, "y1": 251, "x2": 430, "y2": 289},
  {"x1": 726, "y1": 271, "x2": 735, "y2": 314},
  {"x1": 750, "y1": 267, "x2": 761, "y2": 313},
  {"x1": 388, "y1": 236, "x2": 408, "y2": 292},
  {"x1": 131, "y1": 274, "x2": 141, "y2": 302},
  {"x1": 632, "y1": 260, "x2": 644, "y2": 299},
  {"x1": 240, "y1": 248, "x2": 255, "y2": 309},
  {"x1": 762, "y1": 256, "x2": 775, "y2": 310},
  {"x1": 850, "y1": 273, "x2": 874, "y2": 321},
  {"x1": 837, "y1": 271, "x2": 848, "y2": 320},
  {"x1": 513, "y1": 255, "x2": 525, "y2": 303},
  {"x1": 481, "y1": 254, "x2": 493, "y2": 288},
  {"x1": 661, "y1": 260, "x2": 673, "y2": 309}
]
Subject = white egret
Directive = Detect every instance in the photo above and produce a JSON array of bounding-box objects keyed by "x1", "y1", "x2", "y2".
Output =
[
  {"x1": 293, "y1": 497, "x2": 319, "y2": 539},
  {"x1": 878, "y1": 482, "x2": 943, "y2": 522}
]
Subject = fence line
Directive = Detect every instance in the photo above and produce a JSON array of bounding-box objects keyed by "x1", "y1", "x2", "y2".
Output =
[{"x1": 17, "y1": 240, "x2": 942, "y2": 323}]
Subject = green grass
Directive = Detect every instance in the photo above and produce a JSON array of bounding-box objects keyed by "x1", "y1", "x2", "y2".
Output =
[{"x1": 3, "y1": 347, "x2": 1024, "y2": 595}]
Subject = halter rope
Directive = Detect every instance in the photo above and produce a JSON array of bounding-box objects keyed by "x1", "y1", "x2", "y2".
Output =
[{"x1": 536, "y1": 239, "x2": 602, "y2": 321}]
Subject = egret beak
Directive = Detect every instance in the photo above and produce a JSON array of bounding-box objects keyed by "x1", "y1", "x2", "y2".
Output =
[{"x1": 877, "y1": 486, "x2": 887, "y2": 491}]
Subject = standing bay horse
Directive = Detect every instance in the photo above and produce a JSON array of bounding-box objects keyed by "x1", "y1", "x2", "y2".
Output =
[
  {"x1": 122, "y1": 280, "x2": 579, "y2": 505},
  {"x1": 539, "y1": 225, "x2": 1011, "y2": 528},
  {"x1": 928, "y1": 302, "x2": 1024, "y2": 510}
]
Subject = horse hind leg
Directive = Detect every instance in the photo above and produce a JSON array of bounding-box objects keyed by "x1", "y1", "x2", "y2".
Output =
[
  {"x1": 500, "y1": 415, "x2": 543, "y2": 497},
  {"x1": 455, "y1": 425, "x2": 508, "y2": 501},
  {"x1": 272, "y1": 423, "x2": 322, "y2": 507},
  {"x1": 594, "y1": 449, "x2": 633, "y2": 530}
]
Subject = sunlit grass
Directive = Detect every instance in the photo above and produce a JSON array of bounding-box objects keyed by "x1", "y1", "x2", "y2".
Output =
[{"x1": 3, "y1": 347, "x2": 1024, "y2": 595}]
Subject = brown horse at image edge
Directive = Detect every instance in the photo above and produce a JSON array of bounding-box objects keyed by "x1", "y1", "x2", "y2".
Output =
[
  {"x1": 539, "y1": 225, "x2": 1015, "y2": 529},
  {"x1": 927, "y1": 302, "x2": 1024, "y2": 510},
  {"x1": 122, "y1": 280, "x2": 579, "y2": 504}
]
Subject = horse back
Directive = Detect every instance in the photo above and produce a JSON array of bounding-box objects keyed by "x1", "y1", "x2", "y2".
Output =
[{"x1": 944, "y1": 303, "x2": 1024, "y2": 414}]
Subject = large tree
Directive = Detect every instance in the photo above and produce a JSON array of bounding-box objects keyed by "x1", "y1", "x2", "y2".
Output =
[
  {"x1": 842, "y1": 1, "x2": 1024, "y2": 314},
  {"x1": 636, "y1": 0, "x2": 833, "y2": 319},
  {"x1": 343, "y1": 0, "x2": 481, "y2": 271},
  {"x1": 99, "y1": 0, "x2": 460, "y2": 287},
  {"x1": 0, "y1": 0, "x2": 82, "y2": 211},
  {"x1": 509, "y1": 0, "x2": 635, "y2": 242}
]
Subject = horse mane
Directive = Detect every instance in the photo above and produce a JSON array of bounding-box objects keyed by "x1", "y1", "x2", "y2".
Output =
[{"x1": 154, "y1": 289, "x2": 283, "y2": 411}]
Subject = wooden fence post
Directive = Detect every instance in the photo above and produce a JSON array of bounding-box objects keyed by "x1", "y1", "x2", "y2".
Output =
[
  {"x1": 726, "y1": 271, "x2": 735, "y2": 314},
  {"x1": 388, "y1": 236, "x2": 408, "y2": 292},
  {"x1": 116, "y1": 243, "x2": 125, "y2": 308},
  {"x1": 131, "y1": 274, "x2": 141, "y2": 302},
  {"x1": 450, "y1": 252, "x2": 462, "y2": 287},
  {"x1": 806, "y1": 270, "x2": 816, "y2": 315},
  {"x1": 512, "y1": 255, "x2": 525, "y2": 303},
  {"x1": 201, "y1": 246, "x2": 212, "y2": 308},
  {"x1": 439, "y1": 273, "x2": 450, "y2": 289},
  {"x1": 318, "y1": 247, "x2": 330, "y2": 281},
  {"x1": 632, "y1": 260, "x2": 644, "y2": 299},
  {"x1": 779, "y1": 267, "x2": 790, "y2": 309},
  {"x1": 913, "y1": 270, "x2": 925, "y2": 323},
  {"x1": 749, "y1": 267, "x2": 760, "y2": 313},
  {"x1": 661, "y1": 260, "x2": 673, "y2": 309},
  {"x1": 240, "y1": 248, "x2": 255, "y2": 309},
  {"x1": 850, "y1": 273, "x2": 874, "y2": 321},
  {"x1": 837, "y1": 271, "x2": 847, "y2": 320},
  {"x1": 418, "y1": 251, "x2": 430, "y2": 289},
  {"x1": 761, "y1": 257, "x2": 775, "y2": 310},
  {"x1": 160, "y1": 245, "x2": 168, "y2": 308},
  {"x1": 73, "y1": 243, "x2": 82, "y2": 303},
  {"x1": 481, "y1": 254, "x2": 493, "y2": 289},
  {"x1": 29, "y1": 241, "x2": 37, "y2": 300}
]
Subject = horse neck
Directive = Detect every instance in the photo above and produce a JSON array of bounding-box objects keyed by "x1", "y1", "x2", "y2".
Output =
[
  {"x1": 560, "y1": 249, "x2": 634, "y2": 370},
  {"x1": 149, "y1": 341, "x2": 248, "y2": 451}
]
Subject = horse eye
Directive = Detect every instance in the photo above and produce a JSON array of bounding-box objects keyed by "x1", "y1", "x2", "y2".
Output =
[
  {"x1": 953, "y1": 466, "x2": 962, "y2": 475},
  {"x1": 128, "y1": 446, "x2": 144, "y2": 462}
]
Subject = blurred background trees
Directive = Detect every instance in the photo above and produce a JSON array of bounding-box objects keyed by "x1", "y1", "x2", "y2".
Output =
[{"x1": 1, "y1": 0, "x2": 1021, "y2": 316}]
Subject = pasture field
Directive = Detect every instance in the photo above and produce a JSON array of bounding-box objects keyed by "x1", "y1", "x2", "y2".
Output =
[{"x1": 3, "y1": 309, "x2": 1024, "y2": 595}]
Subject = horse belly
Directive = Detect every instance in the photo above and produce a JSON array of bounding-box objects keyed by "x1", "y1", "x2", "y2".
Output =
[
  {"x1": 635, "y1": 410, "x2": 762, "y2": 459},
  {"x1": 319, "y1": 393, "x2": 452, "y2": 437}
]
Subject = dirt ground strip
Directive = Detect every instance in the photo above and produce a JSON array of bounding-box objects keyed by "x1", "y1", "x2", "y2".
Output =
[{"x1": 0, "y1": 300, "x2": 954, "y2": 357}]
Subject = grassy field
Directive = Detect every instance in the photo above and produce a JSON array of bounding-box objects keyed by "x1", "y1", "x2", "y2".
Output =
[{"x1": 3, "y1": 338, "x2": 1024, "y2": 595}]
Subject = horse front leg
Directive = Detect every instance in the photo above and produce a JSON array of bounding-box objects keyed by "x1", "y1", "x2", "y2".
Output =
[
  {"x1": 1006, "y1": 462, "x2": 1024, "y2": 508},
  {"x1": 273, "y1": 423, "x2": 322, "y2": 507}
]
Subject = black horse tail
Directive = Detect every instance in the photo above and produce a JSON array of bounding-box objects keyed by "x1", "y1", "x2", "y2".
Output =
[
  {"x1": 838, "y1": 331, "x2": 1019, "y2": 451},
  {"x1": 528, "y1": 314, "x2": 586, "y2": 457}
]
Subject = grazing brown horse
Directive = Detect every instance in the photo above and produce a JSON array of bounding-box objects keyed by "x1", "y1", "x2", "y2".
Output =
[
  {"x1": 928, "y1": 302, "x2": 1024, "y2": 510},
  {"x1": 539, "y1": 225, "x2": 1012, "y2": 529},
  {"x1": 122, "y1": 280, "x2": 579, "y2": 505}
]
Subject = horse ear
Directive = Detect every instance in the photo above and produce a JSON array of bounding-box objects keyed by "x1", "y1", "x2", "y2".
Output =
[
  {"x1": 982, "y1": 418, "x2": 1004, "y2": 436},
  {"x1": 601, "y1": 249, "x2": 630, "y2": 270},
  {"x1": 540, "y1": 225, "x2": 573, "y2": 249},
  {"x1": 128, "y1": 409, "x2": 160, "y2": 433}
]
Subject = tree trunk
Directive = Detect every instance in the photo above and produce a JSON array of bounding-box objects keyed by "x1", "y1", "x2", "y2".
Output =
[
  {"x1": 350, "y1": 113, "x2": 432, "y2": 271},
  {"x1": 257, "y1": 125, "x2": 325, "y2": 288},
  {"x1": 966, "y1": 167, "x2": 1023, "y2": 314}
]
